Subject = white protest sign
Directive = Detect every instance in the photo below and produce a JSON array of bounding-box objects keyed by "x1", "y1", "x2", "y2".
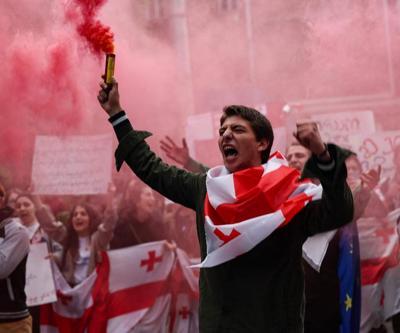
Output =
[
  {"x1": 348, "y1": 130, "x2": 400, "y2": 177},
  {"x1": 32, "y1": 134, "x2": 113, "y2": 195},
  {"x1": 311, "y1": 111, "x2": 376, "y2": 148},
  {"x1": 25, "y1": 242, "x2": 57, "y2": 306}
]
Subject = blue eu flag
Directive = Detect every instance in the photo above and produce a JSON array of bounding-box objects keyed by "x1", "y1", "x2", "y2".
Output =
[{"x1": 338, "y1": 222, "x2": 361, "y2": 333}]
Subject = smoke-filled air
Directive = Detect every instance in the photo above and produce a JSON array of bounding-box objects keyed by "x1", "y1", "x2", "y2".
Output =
[
  {"x1": 1, "y1": 0, "x2": 400, "y2": 183},
  {"x1": 2, "y1": 2, "x2": 400, "y2": 333}
]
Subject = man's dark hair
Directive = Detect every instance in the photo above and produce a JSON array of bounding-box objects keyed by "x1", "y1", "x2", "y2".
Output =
[{"x1": 220, "y1": 105, "x2": 274, "y2": 163}]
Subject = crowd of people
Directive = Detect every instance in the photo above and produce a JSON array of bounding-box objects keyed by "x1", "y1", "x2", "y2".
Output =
[
  {"x1": 0, "y1": 174, "x2": 199, "y2": 332},
  {"x1": 1, "y1": 80, "x2": 400, "y2": 332}
]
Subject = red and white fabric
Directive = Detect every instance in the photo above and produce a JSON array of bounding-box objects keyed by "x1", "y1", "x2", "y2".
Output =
[
  {"x1": 40, "y1": 262, "x2": 101, "y2": 333},
  {"x1": 105, "y1": 241, "x2": 175, "y2": 332},
  {"x1": 169, "y1": 249, "x2": 199, "y2": 333},
  {"x1": 358, "y1": 208, "x2": 400, "y2": 333},
  {"x1": 128, "y1": 295, "x2": 171, "y2": 333},
  {"x1": 41, "y1": 241, "x2": 175, "y2": 333},
  {"x1": 197, "y1": 151, "x2": 322, "y2": 268}
]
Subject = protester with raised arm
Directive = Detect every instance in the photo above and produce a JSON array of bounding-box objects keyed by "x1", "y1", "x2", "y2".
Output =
[
  {"x1": 35, "y1": 192, "x2": 117, "y2": 286},
  {"x1": 97, "y1": 79, "x2": 353, "y2": 333}
]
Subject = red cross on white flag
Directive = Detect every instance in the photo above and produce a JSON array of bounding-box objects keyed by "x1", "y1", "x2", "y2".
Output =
[
  {"x1": 141, "y1": 250, "x2": 163, "y2": 272},
  {"x1": 196, "y1": 151, "x2": 322, "y2": 268}
]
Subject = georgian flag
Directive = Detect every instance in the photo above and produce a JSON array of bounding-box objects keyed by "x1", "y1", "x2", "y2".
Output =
[
  {"x1": 197, "y1": 151, "x2": 323, "y2": 268},
  {"x1": 358, "y1": 208, "x2": 400, "y2": 333},
  {"x1": 41, "y1": 241, "x2": 175, "y2": 333},
  {"x1": 105, "y1": 241, "x2": 175, "y2": 332}
]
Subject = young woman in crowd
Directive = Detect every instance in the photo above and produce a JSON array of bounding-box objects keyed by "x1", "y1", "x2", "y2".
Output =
[{"x1": 35, "y1": 195, "x2": 117, "y2": 286}]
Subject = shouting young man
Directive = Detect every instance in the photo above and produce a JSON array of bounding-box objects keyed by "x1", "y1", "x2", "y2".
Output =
[{"x1": 97, "y1": 80, "x2": 353, "y2": 333}]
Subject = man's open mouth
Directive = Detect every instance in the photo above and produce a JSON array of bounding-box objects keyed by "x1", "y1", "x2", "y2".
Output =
[{"x1": 223, "y1": 146, "x2": 238, "y2": 158}]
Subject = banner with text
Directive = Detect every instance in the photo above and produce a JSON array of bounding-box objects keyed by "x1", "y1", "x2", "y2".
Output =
[
  {"x1": 32, "y1": 134, "x2": 113, "y2": 195},
  {"x1": 349, "y1": 131, "x2": 400, "y2": 177},
  {"x1": 25, "y1": 242, "x2": 57, "y2": 306},
  {"x1": 311, "y1": 111, "x2": 376, "y2": 149}
]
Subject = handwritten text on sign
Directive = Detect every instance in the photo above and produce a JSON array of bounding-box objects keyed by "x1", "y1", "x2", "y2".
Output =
[
  {"x1": 25, "y1": 243, "x2": 57, "y2": 306},
  {"x1": 311, "y1": 111, "x2": 376, "y2": 148},
  {"x1": 349, "y1": 131, "x2": 400, "y2": 176},
  {"x1": 32, "y1": 135, "x2": 113, "y2": 195}
]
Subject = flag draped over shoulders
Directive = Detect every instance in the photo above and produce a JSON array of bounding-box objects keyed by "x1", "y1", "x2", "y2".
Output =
[{"x1": 198, "y1": 151, "x2": 322, "y2": 268}]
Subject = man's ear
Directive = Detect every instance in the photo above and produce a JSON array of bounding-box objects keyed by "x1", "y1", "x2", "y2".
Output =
[{"x1": 257, "y1": 139, "x2": 269, "y2": 152}]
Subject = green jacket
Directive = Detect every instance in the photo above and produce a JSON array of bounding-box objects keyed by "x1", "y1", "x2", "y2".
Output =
[{"x1": 114, "y1": 128, "x2": 354, "y2": 333}]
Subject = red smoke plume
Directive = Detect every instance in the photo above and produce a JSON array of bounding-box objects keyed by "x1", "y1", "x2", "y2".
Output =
[
  {"x1": 78, "y1": 20, "x2": 114, "y2": 54},
  {"x1": 67, "y1": 0, "x2": 114, "y2": 55}
]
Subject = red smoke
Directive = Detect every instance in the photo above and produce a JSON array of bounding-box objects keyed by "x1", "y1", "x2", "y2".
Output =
[
  {"x1": 67, "y1": 0, "x2": 114, "y2": 55},
  {"x1": 78, "y1": 20, "x2": 114, "y2": 54},
  {"x1": 0, "y1": 0, "x2": 110, "y2": 187}
]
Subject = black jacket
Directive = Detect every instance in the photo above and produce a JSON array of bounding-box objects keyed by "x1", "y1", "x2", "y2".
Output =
[
  {"x1": 0, "y1": 207, "x2": 30, "y2": 323},
  {"x1": 113, "y1": 122, "x2": 354, "y2": 333}
]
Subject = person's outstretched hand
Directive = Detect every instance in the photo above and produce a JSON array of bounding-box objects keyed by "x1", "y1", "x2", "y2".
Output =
[
  {"x1": 97, "y1": 78, "x2": 123, "y2": 117},
  {"x1": 360, "y1": 165, "x2": 381, "y2": 191},
  {"x1": 160, "y1": 136, "x2": 190, "y2": 166}
]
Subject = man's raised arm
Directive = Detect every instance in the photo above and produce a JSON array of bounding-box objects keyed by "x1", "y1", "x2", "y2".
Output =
[
  {"x1": 97, "y1": 79, "x2": 205, "y2": 210},
  {"x1": 294, "y1": 122, "x2": 354, "y2": 236}
]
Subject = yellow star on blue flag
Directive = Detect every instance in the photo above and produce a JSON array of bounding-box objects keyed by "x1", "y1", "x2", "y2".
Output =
[{"x1": 345, "y1": 293, "x2": 352, "y2": 311}]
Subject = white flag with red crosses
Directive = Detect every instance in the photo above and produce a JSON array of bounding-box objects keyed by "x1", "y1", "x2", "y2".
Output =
[
  {"x1": 196, "y1": 151, "x2": 323, "y2": 268},
  {"x1": 358, "y1": 208, "x2": 400, "y2": 332},
  {"x1": 40, "y1": 241, "x2": 176, "y2": 333},
  {"x1": 105, "y1": 241, "x2": 175, "y2": 332}
]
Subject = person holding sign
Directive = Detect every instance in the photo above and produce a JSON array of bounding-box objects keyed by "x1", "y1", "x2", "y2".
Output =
[
  {"x1": 14, "y1": 193, "x2": 57, "y2": 333},
  {"x1": 97, "y1": 79, "x2": 354, "y2": 333},
  {"x1": 0, "y1": 183, "x2": 31, "y2": 333}
]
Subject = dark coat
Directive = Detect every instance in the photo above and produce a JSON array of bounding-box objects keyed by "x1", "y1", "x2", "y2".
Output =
[{"x1": 114, "y1": 128, "x2": 354, "y2": 333}]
